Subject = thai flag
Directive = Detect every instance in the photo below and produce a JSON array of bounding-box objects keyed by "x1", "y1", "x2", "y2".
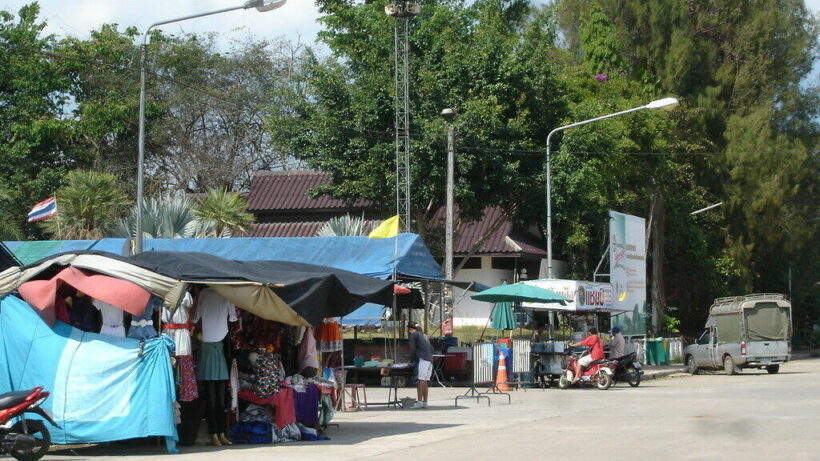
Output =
[{"x1": 27, "y1": 197, "x2": 58, "y2": 222}]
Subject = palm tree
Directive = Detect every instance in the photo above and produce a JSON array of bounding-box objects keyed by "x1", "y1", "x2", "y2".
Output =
[
  {"x1": 118, "y1": 191, "x2": 217, "y2": 239},
  {"x1": 192, "y1": 189, "x2": 254, "y2": 237},
  {"x1": 316, "y1": 215, "x2": 367, "y2": 237},
  {"x1": 44, "y1": 170, "x2": 130, "y2": 240}
]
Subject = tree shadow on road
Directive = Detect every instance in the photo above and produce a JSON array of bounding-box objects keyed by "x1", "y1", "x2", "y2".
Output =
[{"x1": 50, "y1": 421, "x2": 463, "y2": 457}]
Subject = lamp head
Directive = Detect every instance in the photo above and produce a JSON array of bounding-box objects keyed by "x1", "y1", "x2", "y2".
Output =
[
  {"x1": 245, "y1": 0, "x2": 287, "y2": 12},
  {"x1": 646, "y1": 97, "x2": 679, "y2": 111},
  {"x1": 441, "y1": 108, "x2": 455, "y2": 120}
]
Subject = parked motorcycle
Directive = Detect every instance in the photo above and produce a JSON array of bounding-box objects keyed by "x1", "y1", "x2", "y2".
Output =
[
  {"x1": 0, "y1": 386, "x2": 60, "y2": 461},
  {"x1": 558, "y1": 349, "x2": 614, "y2": 390},
  {"x1": 610, "y1": 352, "x2": 643, "y2": 387}
]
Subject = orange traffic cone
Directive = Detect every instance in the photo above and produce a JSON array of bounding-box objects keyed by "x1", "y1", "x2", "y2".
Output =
[{"x1": 496, "y1": 351, "x2": 511, "y2": 391}]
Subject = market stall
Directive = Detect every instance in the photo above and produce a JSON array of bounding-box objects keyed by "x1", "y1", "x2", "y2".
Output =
[{"x1": 0, "y1": 250, "x2": 395, "y2": 452}]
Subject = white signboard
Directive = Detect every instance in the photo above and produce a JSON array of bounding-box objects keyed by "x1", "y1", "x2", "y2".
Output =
[
  {"x1": 609, "y1": 211, "x2": 647, "y2": 336},
  {"x1": 521, "y1": 279, "x2": 618, "y2": 312}
]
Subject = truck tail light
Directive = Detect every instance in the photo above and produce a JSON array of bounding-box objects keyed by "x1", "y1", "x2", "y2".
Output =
[
  {"x1": 740, "y1": 342, "x2": 746, "y2": 356},
  {"x1": 788, "y1": 342, "x2": 792, "y2": 356}
]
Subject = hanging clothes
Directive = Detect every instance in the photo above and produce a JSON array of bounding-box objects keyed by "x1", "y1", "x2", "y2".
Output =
[
  {"x1": 194, "y1": 288, "x2": 237, "y2": 343},
  {"x1": 197, "y1": 341, "x2": 229, "y2": 381},
  {"x1": 54, "y1": 296, "x2": 69, "y2": 324},
  {"x1": 318, "y1": 318, "x2": 342, "y2": 353},
  {"x1": 252, "y1": 350, "x2": 285, "y2": 398},
  {"x1": 128, "y1": 296, "x2": 160, "y2": 340},
  {"x1": 297, "y1": 326, "x2": 319, "y2": 375},
  {"x1": 229, "y1": 309, "x2": 253, "y2": 351},
  {"x1": 176, "y1": 355, "x2": 198, "y2": 402},
  {"x1": 162, "y1": 292, "x2": 193, "y2": 356},
  {"x1": 68, "y1": 294, "x2": 98, "y2": 331},
  {"x1": 93, "y1": 299, "x2": 125, "y2": 337}
]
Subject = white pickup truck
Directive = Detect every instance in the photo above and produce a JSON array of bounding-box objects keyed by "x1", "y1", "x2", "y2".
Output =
[{"x1": 683, "y1": 294, "x2": 791, "y2": 375}]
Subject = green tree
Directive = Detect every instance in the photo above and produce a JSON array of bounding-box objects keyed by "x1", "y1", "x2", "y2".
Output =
[
  {"x1": 43, "y1": 170, "x2": 130, "y2": 239},
  {"x1": 270, "y1": 0, "x2": 567, "y2": 235},
  {"x1": 0, "y1": 3, "x2": 77, "y2": 239},
  {"x1": 556, "y1": 0, "x2": 819, "y2": 332},
  {"x1": 193, "y1": 189, "x2": 254, "y2": 237}
]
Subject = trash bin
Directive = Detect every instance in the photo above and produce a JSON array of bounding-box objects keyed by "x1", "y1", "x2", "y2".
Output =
[
  {"x1": 646, "y1": 339, "x2": 668, "y2": 366},
  {"x1": 646, "y1": 340, "x2": 659, "y2": 366}
]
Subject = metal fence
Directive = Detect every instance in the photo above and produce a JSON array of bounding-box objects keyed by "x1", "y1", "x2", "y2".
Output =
[
  {"x1": 472, "y1": 343, "x2": 495, "y2": 385},
  {"x1": 627, "y1": 337, "x2": 647, "y2": 364},
  {"x1": 626, "y1": 336, "x2": 684, "y2": 365},
  {"x1": 667, "y1": 337, "x2": 684, "y2": 362},
  {"x1": 511, "y1": 339, "x2": 531, "y2": 374}
]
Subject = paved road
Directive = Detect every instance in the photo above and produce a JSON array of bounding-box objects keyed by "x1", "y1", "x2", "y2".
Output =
[{"x1": 47, "y1": 359, "x2": 820, "y2": 461}]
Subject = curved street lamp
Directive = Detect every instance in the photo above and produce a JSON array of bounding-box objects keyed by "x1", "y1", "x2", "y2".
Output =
[
  {"x1": 135, "y1": 0, "x2": 288, "y2": 253},
  {"x1": 544, "y1": 97, "x2": 679, "y2": 278}
]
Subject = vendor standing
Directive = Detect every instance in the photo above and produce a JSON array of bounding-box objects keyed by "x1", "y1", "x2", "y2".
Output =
[{"x1": 407, "y1": 322, "x2": 433, "y2": 409}]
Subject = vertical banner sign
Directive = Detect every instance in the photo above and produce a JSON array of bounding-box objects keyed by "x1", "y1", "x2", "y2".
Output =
[{"x1": 609, "y1": 211, "x2": 646, "y2": 336}]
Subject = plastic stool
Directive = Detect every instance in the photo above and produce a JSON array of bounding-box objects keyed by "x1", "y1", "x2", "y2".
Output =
[{"x1": 344, "y1": 384, "x2": 368, "y2": 411}]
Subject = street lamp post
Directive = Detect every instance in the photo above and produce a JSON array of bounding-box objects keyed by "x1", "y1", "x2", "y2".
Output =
[
  {"x1": 135, "y1": 0, "x2": 287, "y2": 253},
  {"x1": 544, "y1": 97, "x2": 678, "y2": 278}
]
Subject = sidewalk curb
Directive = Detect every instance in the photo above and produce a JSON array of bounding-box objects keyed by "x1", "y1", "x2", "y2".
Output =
[{"x1": 642, "y1": 368, "x2": 686, "y2": 380}]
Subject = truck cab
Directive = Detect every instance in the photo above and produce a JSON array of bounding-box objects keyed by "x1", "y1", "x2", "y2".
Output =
[{"x1": 684, "y1": 294, "x2": 791, "y2": 375}]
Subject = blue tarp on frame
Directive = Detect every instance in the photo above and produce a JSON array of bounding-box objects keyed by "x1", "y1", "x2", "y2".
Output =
[
  {"x1": 4, "y1": 234, "x2": 441, "y2": 281},
  {"x1": 0, "y1": 295, "x2": 179, "y2": 453}
]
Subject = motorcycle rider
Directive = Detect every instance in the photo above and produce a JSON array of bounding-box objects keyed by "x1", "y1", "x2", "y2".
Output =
[
  {"x1": 609, "y1": 326, "x2": 625, "y2": 358},
  {"x1": 568, "y1": 327, "x2": 604, "y2": 385}
]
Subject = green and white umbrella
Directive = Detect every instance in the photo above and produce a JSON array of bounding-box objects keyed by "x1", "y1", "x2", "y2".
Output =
[{"x1": 491, "y1": 301, "x2": 516, "y2": 331}]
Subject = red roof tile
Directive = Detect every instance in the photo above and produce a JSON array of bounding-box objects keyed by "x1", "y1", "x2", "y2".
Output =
[
  {"x1": 430, "y1": 206, "x2": 546, "y2": 257},
  {"x1": 247, "y1": 171, "x2": 372, "y2": 213},
  {"x1": 246, "y1": 170, "x2": 546, "y2": 257}
]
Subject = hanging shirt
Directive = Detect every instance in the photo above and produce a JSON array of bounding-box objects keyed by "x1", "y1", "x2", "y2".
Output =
[
  {"x1": 193, "y1": 289, "x2": 237, "y2": 343},
  {"x1": 162, "y1": 292, "x2": 193, "y2": 356},
  {"x1": 93, "y1": 299, "x2": 125, "y2": 337},
  {"x1": 297, "y1": 327, "x2": 319, "y2": 374}
]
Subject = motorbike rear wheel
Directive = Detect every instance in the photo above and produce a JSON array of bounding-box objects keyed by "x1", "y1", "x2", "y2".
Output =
[
  {"x1": 596, "y1": 371, "x2": 612, "y2": 390},
  {"x1": 9, "y1": 420, "x2": 50, "y2": 461},
  {"x1": 625, "y1": 366, "x2": 641, "y2": 387},
  {"x1": 558, "y1": 371, "x2": 572, "y2": 389}
]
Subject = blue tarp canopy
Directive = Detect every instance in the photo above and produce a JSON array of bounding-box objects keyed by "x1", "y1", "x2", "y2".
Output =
[
  {"x1": 0, "y1": 295, "x2": 178, "y2": 452},
  {"x1": 140, "y1": 233, "x2": 441, "y2": 280},
  {"x1": 3, "y1": 234, "x2": 441, "y2": 281},
  {"x1": 3, "y1": 239, "x2": 128, "y2": 266},
  {"x1": 342, "y1": 303, "x2": 385, "y2": 326}
]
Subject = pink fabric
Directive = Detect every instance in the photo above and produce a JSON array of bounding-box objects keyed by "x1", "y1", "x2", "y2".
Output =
[
  {"x1": 18, "y1": 267, "x2": 150, "y2": 326},
  {"x1": 54, "y1": 296, "x2": 70, "y2": 323},
  {"x1": 271, "y1": 387, "x2": 296, "y2": 429},
  {"x1": 297, "y1": 327, "x2": 319, "y2": 373}
]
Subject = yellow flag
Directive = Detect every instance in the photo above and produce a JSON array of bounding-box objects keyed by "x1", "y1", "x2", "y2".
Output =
[{"x1": 368, "y1": 215, "x2": 399, "y2": 239}]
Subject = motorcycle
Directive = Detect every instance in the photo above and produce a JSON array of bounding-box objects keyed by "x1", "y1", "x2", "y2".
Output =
[
  {"x1": 558, "y1": 349, "x2": 614, "y2": 390},
  {"x1": 0, "y1": 386, "x2": 60, "y2": 461},
  {"x1": 610, "y1": 352, "x2": 643, "y2": 387}
]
